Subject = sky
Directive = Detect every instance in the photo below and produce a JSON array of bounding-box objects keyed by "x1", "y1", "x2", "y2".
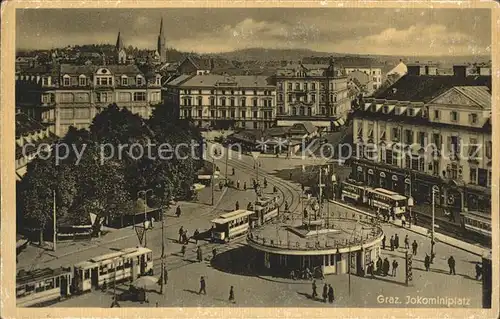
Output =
[{"x1": 16, "y1": 8, "x2": 491, "y2": 56}]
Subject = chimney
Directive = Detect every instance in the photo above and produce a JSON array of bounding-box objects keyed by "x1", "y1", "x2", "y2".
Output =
[{"x1": 453, "y1": 65, "x2": 467, "y2": 78}]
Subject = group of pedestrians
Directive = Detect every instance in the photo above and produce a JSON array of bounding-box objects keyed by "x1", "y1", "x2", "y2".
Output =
[
  {"x1": 311, "y1": 280, "x2": 335, "y2": 303},
  {"x1": 373, "y1": 257, "x2": 399, "y2": 277}
]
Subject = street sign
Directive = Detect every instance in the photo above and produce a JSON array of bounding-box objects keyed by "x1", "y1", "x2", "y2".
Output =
[
  {"x1": 432, "y1": 185, "x2": 440, "y2": 193},
  {"x1": 135, "y1": 226, "x2": 145, "y2": 245}
]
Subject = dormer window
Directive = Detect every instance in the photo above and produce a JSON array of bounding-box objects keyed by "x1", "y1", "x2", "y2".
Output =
[
  {"x1": 155, "y1": 76, "x2": 161, "y2": 86},
  {"x1": 408, "y1": 108, "x2": 414, "y2": 116},
  {"x1": 136, "y1": 76, "x2": 144, "y2": 86},
  {"x1": 63, "y1": 75, "x2": 70, "y2": 86},
  {"x1": 122, "y1": 76, "x2": 128, "y2": 86},
  {"x1": 42, "y1": 77, "x2": 50, "y2": 86},
  {"x1": 79, "y1": 75, "x2": 86, "y2": 86}
]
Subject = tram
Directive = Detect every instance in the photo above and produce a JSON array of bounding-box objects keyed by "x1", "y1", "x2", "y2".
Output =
[
  {"x1": 340, "y1": 179, "x2": 372, "y2": 204},
  {"x1": 368, "y1": 188, "x2": 407, "y2": 216},
  {"x1": 211, "y1": 210, "x2": 254, "y2": 243},
  {"x1": 460, "y1": 211, "x2": 492, "y2": 238},
  {"x1": 16, "y1": 267, "x2": 73, "y2": 307},
  {"x1": 73, "y1": 247, "x2": 153, "y2": 293},
  {"x1": 253, "y1": 195, "x2": 280, "y2": 226}
]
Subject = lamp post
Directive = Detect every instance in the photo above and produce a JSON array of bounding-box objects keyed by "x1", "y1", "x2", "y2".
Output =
[
  {"x1": 431, "y1": 185, "x2": 439, "y2": 263},
  {"x1": 137, "y1": 189, "x2": 153, "y2": 247},
  {"x1": 160, "y1": 212, "x2": 165, "y2": 294},
  {"x1": 53, "y1": 190, "x2": 57, "y2": 252},
  {"x1": 211, "y1": 157, "x2": 215, "y2": 206}
]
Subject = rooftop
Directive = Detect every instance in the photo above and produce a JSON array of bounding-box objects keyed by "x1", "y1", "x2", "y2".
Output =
[
  {"x1": 16, "y1": 112, "x2": 46, "y2": 137},
  {"x1": 17, "y1": 267, "x2": 72, "y2": 286},
  {"x1": 373, "y1": 74, "x2": 491, "y2": 103},
  {"x1": 60, "y1": 64, "x2": 145, "y2": 75},
  {"x1": 175, "y1": 74, "x2": 274, "y2": 88}
]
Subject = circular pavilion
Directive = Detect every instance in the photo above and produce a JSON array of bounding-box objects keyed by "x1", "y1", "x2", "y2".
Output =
[{"x1": 246, "y1": 211, "x2": 384, "y2": 277}]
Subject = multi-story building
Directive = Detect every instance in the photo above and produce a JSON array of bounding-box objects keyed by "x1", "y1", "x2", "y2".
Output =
[
  {"x1": 16, "y1": 63, "x2": 162, "y2": 136},
  {"x1": 274, "y1": 59, "x2": 351, "y2": 131},
  {"x1": 343, "y1": 64, "x2": 384, "y2": 91},
  {"x1": 163, "y1": 74, "x2": 276, "y2": 129},
  {"x1": 351, "y1": 64, "x2": 492, "y2": 217}
]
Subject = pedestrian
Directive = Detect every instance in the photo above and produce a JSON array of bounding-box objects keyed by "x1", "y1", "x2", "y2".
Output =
[
  {"x1": 155, "y1": 302, "x2": 159, "y2": 307},
  {"x1": 235, "y1": 201, "x2": 240, "y2": 210},
  {"x1": 404, "y1": 235, "x2": 409, "y2": 249},
  {"x1": 401, "y1": 214, "x2": 406, "y2": 227},
  {"x1": 391, "y1": 207, "x2": 396, "y2": 221},
  {"x1": 237, "y1": 180, "x2": 240, "y2": 189},
  {"x1": 102, "y1": 279, "x2": 107, "y2": 291},
  {"x1": 392, "y1": 260, "x2": 398, "y2": 277},
  {"x1": 322, "y1": 283, "x2": 328, "y2": 303},
  {"x1": 176, "y1": 205, "x2": 182, "y2": 217},
  {"x1": 382, "y1": 235, "x2": 386, "y2": 250},
  {"x1": 229, "y1": 286, "x2": 235, "y2": 302},
  {"x1": 383, "y1": 258, "x2": 390, "y2": 276},
  {"x1": 151, "y1": 217, "x2": 155, "y2": 228},
  {"x1": 273, "y1": 186, "x2": 277, "y2": 193},
  {"x1": 289, "y1": 172, "x2": 293, "y2": 180},
  {"x1": 412, "y1": 240, "x2": 418, "y2": 255},
  {"x1": 181, "y1": 244, "x2": 186, "y2": 257},
  {"x1": 212, "y1": 247, "x2": 217, "y2": 260},
  {"x1": 244, "y1": 182, "x2": 247, "y2": 190},
  {"x1": 163, "y1": 266, "x2": 168, "y2": 285},
  {"x1": 183, "y1": 231, "x2": 188, "y2": 244},
  {"x1": 219, "y1": 180, "x2": 223, "y2": 190},
  {"x1": 390, "y1": 235, "x2": 394, "y2": 251},
  {"x1": 232, "y1": 167, "x2": 235, "y2": 175},
  {"x1": 178, "y1": 226, "x2": 184, "y2": 243},
  {"x1": 199, "y1": 276, "x2": 206, "y2": 295},
  {"x1": 312, "y1": 280, "x2": 317, "y2": 299},
  {"x1": 264, "y1": 177, "x2": 268, "y2": 188},
  {"x1": 414, "y1": 214, "x2": 418, "y2": 226},
  {"x1": 193, "y1": 229, "x2": 200, "y2": 244},
  {"x1": 376, "y1": 257, "x2": 383, "y2": 275},
  {"x1": 197, "y1": 246, "x2": 203, "y2": 262},
  {"x1": 424, "y1": 254, "x2": 431, "y2": 271},
  {"x1": 328, "y1": 284, "x2": 334, "y2": 303},
  {"x1": 394, "y1": 234, "x2": 399, "y2": 249},
  {"x1": 475, "y1": 263, "x2": 482, "y2": 280},
  {"x1": 448, "y1": 256, "x2": 456, "y2": 275}
]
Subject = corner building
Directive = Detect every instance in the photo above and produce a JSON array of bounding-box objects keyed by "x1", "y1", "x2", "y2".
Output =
[{"x1": 351, "y1": 64, "x2": 492, "y2": 216}]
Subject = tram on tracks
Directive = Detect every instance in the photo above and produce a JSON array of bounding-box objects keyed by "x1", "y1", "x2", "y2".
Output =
[
  {"x1": 252, "y1": 195, "x2": 280, "y2": 226},
  {"x1": 340, "y1": 179, "x2": 372, "y2": 204},
  {"x1": 460, "y1": 211, "x2": 492, "y2": 238},
  {"x1": 73, "y1": 246, "x2": 153, "y2": 293},
  {"x1": 211, "y1": 210, "x2": 254, "y2": 243},
  {"x1": 16, "y1": 267, "x2": 73, "y2": 307}
]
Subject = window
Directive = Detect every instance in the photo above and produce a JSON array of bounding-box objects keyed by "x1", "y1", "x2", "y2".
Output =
[
  {"x1": 221, "y1": 110, "x2": 227, "y2": 118},
  {"x1": 211, "y1": 90, "x2": 215, "y2": 94},
  {"x1": 311, "y1": 94, "x2": 316, "y2": 102},
  {"x1": 485, "y1": 141, "x2": 492, "y2": 159},
  {"x1": 418, "y1": 132, "x2": 426, "y2": 147},
  {"x1": 404, "y1": 129, "x2": 413, "y2": 145},
  {"x1": 311, "y1": 83, "x2": 316, "y2": 90},
  {"x1": 478, "y1": 168, "x2": 488, "y2": 187},
  {"x1": 434, "y1": 110, "x2": 440, "y2": 120},
  {"x1": 60, "y1": 109, "x2": 74, "y2": 119},
  {"x1": 220, "y1": 98, "x2": 226, "y2": 106},
  {"x1": 230, "y1": 98, "x2": 235, "y2": 107},
  {"x1": 431, "y1": 133, "x2": 441, "y2": 150},
  {"x1": 469, "y1": 138, "x2": 479, "y2": 160},
  {"x1": 75, "y1": 93, "x2": 89, "y2": 103},
  {"x1": 295, "y1": 83, "x2": 300, "y2": 90},
  {"x1": 210, "y1": 97, "x2": 215, "y2": 106},
  {"x1": 133, "y1": 92, "x2": 146, "y2": 101},
  {"x1": 278, "y1": 94, "x2": 283, "y2": 102},
  {"x1": 253, "y1": 111, "x2": 258, "y2": 118},
  {"x1": 469, "y1": 113, "x2": 478, "y2": 124},
  {"x1": 288, "y1": 83, "x2": 292, "y2": 90},
  {"x1": 230, "y1": 110, "x2": 235, "y2": 118},
  {"x1": 253, "y1": 99, "x2": 258, "y2": 107},
  {"x1": 119, "y1": 92, "x2": 131, "y2": 102},
  {"x1": 253, "y1": 90, "x2": 257, "y2": 95},
  {"x1": 304, "y1": 83, "x2": 308, "y2": 90},
  {"x1": 63, "y1": 76, "x2": 70, "y2": 86},
  {"x1": 75, "y1": 108, "x2": 90, "y2": 119},
  {"x1": 241, "y1": 111, "x2": 246, "y2": 119},
  {"x1": 198, "y1": 97, "x2": 203, "y2": 106},
  {"x1": 60, "y1": 93, "x2": 74, "y2": 103},
  {"x1": 287, "y1": 94, "x2": 293, "y2": 102},
  {"x1": 79, "y1": 77, "x2": 86, "y2": 86},
  {"x1": 42, "y1": 77, "x2": 49, "y2": 86},
  {"x1": 450, "y1": 163, "x2": 459, "y2": 179},
  {"x1": 136, "y1": 76, "x2": 144, "y2": 86},
  {"x1": 122, "y1": 77, "x2": 128, "y2": 86},
  {"x1": 450, "y1": 111, "x2": 459, "y2": 122},
  {"x1": 470, "y1": 167, "x2": 477, "y2": 184}
]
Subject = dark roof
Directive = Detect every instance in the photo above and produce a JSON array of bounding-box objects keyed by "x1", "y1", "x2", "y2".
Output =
[
  {"x1": 185, "y1": 56, "x2": 212, "y2": 70},
  {"x1": 60, "y1": 64, "x2": 143, "y2": 76},
  {"x1": 17, "y1": 267, "x2": 72, "y2": 286},
  {"x1": 374, "y1": 75, "x2": 492, "y2": 103},
  {"x1": 16, "y1": 113, "x2": 46, "y2": 137}
]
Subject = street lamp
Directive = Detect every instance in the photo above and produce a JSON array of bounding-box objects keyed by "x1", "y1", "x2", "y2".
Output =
[
  {"x1": 431, "y1": 185, "x2": 439, "y2": 263},
  {"x1": 137, "y1": 189, "x2": 153, "y2": 247}
]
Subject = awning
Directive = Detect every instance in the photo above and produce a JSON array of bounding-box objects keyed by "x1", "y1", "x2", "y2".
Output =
[
  {"x1": 385, "y1": 105, "x2": 396, "y2": 113},
  {"x1": 397, "y1": 106, "x2": 407, "y2": 115},
  {"x1": 364, "y1": 103, "x2": 372, "y2": 111},
  {"x1": 375, "y1": 104, "x2": 384, "y2": 112}
]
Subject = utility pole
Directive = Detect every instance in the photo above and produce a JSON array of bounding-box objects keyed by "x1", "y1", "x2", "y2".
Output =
[
  {"x1": 318, "y1": 165, "x2": 322, "y2": 221},
  {"x1": 224, "y1": 146, "x2": 229, "y2": 186},
  {"x1": 431, "y1": 186, "x2": 438, "y2": 263},
  {"x1": 211, "y1": 157, "x2": 215, "y2": 206},
  {"x1": 53, "y1": 190, "x2": 57, "y2": 252},
  {"x1": 160, "y1": 214, "x2": 165, "y2": 294},
  {"x1": 348, "y1": 246, "x2": 351, "y2": 297}
]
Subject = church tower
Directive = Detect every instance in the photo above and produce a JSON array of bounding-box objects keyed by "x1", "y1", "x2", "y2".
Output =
[
  {"x1": 157, "y1": 17, "x2": 166, "y2": 63},
  {"x1": 115, "y1": 31, "x2": 126, "y2": 64}
]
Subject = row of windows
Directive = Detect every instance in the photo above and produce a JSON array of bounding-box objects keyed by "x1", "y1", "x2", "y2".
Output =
[
  {"x1": 182, "y1": 109, "x2": 272, "y2": 119},
  {"x1": 56, "y1": 91, "x2": 155, "y2": 103},
  {"x1": 180, "y1": 89, "x2": 272, "y2": 96},
  {"x1": 60, "y1": 75, "x2": 159, "y2": 87},
  {"x1": 181, "y1": 96, "x2": 273, "y2": 107},
  {"x1": 278, "y1": 93, "x2": 342, "y2": 103},
  {"x1": 433, "y1": 109, "x2": 479, "y2": 124}
]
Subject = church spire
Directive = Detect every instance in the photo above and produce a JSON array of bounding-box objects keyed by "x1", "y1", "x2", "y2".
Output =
[
  {"x1": 116, "y1": 30, "x2": 124, "y2": 51},
  {"x1": 157, "y1": 17, "x2": 166, "y2": 63}
]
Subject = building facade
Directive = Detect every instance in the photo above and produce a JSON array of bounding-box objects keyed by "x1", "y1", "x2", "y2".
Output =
[
  {"x1": 16, "y1": 64, "x2": 162, "y2": 137},
  {"x1": 344, "y1": 66, "x2": 383, "y2": 91},
  {"x1": 351, "y1": 67, "x2": 492, "y2": 216},
  {"x1": 163, "y1": 74, "x2": 276, "y2": 129},
  {"x1": 274, "y1": 60, "x2": 351, "y2": 131}
]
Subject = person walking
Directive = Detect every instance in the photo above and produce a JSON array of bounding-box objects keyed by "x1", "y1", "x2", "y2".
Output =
[
  {"x1": 412, "y1": 240, "x2": 418, "y2": 255},
  {"x1": 383, "y1": 258, "x2": 390, "y2": 276},
  {"x1": 178, "y1": 226, "x2": 184, "y2": 243},
  {"x1": 312, "y1": 280, "x2": 318, "y2": 299},
  {"x1": 229, "y1": 286, "x2": 235, "y2": 302},
  {"x1": 212, "y1": 248, "x2": 217, "y2": 260},
  {"x1": 181, "y1": 244, "x2": 186, "y2": 257},
  {"x1": 392, "y1": 259, "x2": 399, "y2": 277},
  {"x1": 182, "y1": 230, "x2": 189, "y2": 244},
  {"x1": 163, "y1": 266, "x2": 168, "y2": 285},
  {"x1": 176, "y1": 206, "x2": 182, "y2": 217},
  {"x1": 235, "y1": 201, "x2": 240, "y2": 210},
  {"x1": 394, "y1": 234, "x2": 400, "y2": 249},
  {"x1": 322, "y1": 283, "x2": 328, "y2": 303},
  {"x1": 376, "y1": 257, "x2": 383, "y2": 275},
  {"x1": 401, "y1": 214, "x2": 406, "y2": 228},
  {"x1": 448, "y1": 256, "x2": 456, "y2": 275},
  {"x1": 390, "y1": 235, "x2": 394, "y2": 251},
  {"x1": 404, "y1": 235, "x2": 409, "y2": 249},
  {"x1": 244, "y1": 182, "x2": 247, "y2": 190},
  {"x1": 382, "y1": 235, "x2": 386, "y2": 250},
  {"x1": 237, "y1": 180, "x2": 240, "y2": 189},
  {"x1": 232, "y1": 167, "x2": 235, "y2": 176},
  {"x1": 424, "y1": 254, "x2": 431, "y2": 271},
  {"x1": 197, "y1": 246, "x2": 203, "y2": 262},
  {"x1": 328, "y1": 284, "x2": 334, "y2": 303},
  {"x1": 193, "y1": 229, "x2": 200, "y2": 244},
  {"x1": 199, "y1": 276, "x2": 206, "y2": 295}
]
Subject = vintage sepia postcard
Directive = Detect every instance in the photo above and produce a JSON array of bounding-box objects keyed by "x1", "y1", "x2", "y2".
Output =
[{"x1": 1, "y1": 1, "x2": 498, "y2": 318}]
